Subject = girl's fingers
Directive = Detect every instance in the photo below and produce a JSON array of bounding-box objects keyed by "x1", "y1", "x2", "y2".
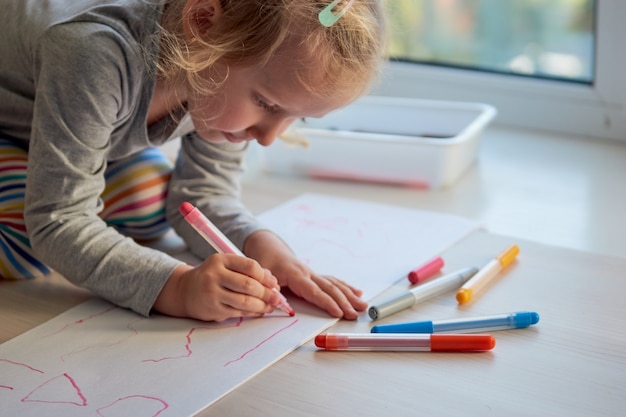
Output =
[
  {"x1": 193, "y1": 255, "x2": 281, "y2": 320},
  {"x1": 322, "y1": 276, "x2": 366, "y2": 303},
  {"x1": 221, "y1": 255, "x2": 278, "y2": 289},
  {"x1": 312, "y1": 276, "x2": 363, "y2": 319},
  {"x1": 230, "y1": 290, "x2": 279, "y2": 313},
  {"x1": 210, "y1": 255, "x2": 281, "y2": 307},
  {"x1": 208, "y1": 305, "x2": 268, "y2": 322},
  {"x1": 291, "y1": 274, "x2": 365, "y2": 320},
  {"x1": 222, "y1": 274, "x2": 281, "y2": 307}
]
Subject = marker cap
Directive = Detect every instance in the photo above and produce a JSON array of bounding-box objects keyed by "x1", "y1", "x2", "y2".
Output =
[
  {"x1": 368, "y1": 292, "x2": 416, "y2": 320},
  {"x1": 455, "y1": 288, "x2": 473, "y2": 304},
  {"x1": 371, "y1": 321, "x2": 435, "y2": 333},
  {"x1": 513, "y1": 311, "x2": 540, "y2": 328},
  {"x1": 370, "y1": 321, "x2": 435, "y2": 333},
  {"x1": 408, "y1": 256, "x2": 444, "y2": 284},
  {"x1": 497, "y1": 244, "x2": 520, "y2": 267},
  {"x1": 430, "y1": 334, "x2": 495, "y2": 351}
]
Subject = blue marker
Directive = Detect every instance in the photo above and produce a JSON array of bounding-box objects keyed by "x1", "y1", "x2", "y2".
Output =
[{"x1": 371, "y1": 311, "x2": 540, "y2": 334}]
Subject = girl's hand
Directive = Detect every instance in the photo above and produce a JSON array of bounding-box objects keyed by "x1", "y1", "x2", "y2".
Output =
[
  {"x1": 243, "y1": 230, "x2": 368, "y2": 320},
  {"x1": 154, "y1": 254, "x2": 282, "y2": 322},
  {"x1": 273, "y1": 260, "x2": 368, "y2": 320}
]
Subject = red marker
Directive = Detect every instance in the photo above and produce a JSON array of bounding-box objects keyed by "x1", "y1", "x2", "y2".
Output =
[
  {"x1": 179, "y1": 202, "x2": 295, "y2": 317},
  {"x1": 408, "y1": 256, "x2": 444, "y2": 284},
  {"x1": 315, "y1": 333, "x2": 495, "y2": 352}
]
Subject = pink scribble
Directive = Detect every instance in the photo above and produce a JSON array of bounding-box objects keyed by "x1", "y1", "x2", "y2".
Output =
[
  {"x1": 60, "y1": 317, "x2": 143, "y2": 362},
  {"x1": 293, "y1": 203, "x2": 313, "y2": 213},
  {"x1": 294, "y1": 216, "x2": 349, "y2": 231},
  {"x1": 224, "y1": 318, "x2": 299, "y2": 367},
  {"x1": 21, "y1": 373, "x2": 87, "y2": 406},
  {"x1": 0, "y1": 359, "x2": 45, "y2": 394},
  {"x1": 299, "y1": 237, "x2": 376, "y2": 259},
  {"x1": 0, "y1": 358, "x2": 45, "y2": 374},
  {"x1": 96, "y1": 395, "x2": 168, "y2": 417},
  {"x1": 143, "y1": 317, "x2": 244, "y2": 363},
  {"x1": 44, "y1": 305, "x2": 117, "y2": 337}
]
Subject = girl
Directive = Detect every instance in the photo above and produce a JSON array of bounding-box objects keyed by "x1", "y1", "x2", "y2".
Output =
[{"x1": 0, "y1": 0, "x2": 386, "y2": 321}]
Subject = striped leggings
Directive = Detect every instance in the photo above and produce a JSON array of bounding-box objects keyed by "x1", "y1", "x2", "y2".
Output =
[{"x1": 0, "y1": 139, "x2": 173, "y2": 279}]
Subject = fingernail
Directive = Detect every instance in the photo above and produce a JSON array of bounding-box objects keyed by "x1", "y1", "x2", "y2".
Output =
[{"x1": 269, "y1": 292, "x2": 281, "y2": 307}]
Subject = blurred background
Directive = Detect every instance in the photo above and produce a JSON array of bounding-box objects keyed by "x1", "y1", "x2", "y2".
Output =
[{"x1": 383, "y1": 0, "x2": 594, "y2": 84}]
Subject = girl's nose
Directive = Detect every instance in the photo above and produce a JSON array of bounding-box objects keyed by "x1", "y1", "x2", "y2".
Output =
[{"x1": 248, "y1": 118, "x2": 294, "y2": 147}]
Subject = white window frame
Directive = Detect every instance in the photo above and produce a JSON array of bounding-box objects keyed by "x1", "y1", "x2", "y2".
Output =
[{"x1": 372, "y1": 0, "x2": 626, "y2": 141}]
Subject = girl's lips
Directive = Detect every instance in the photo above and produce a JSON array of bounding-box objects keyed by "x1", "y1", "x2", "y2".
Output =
[{"x1": 222, "y1": 131, "x2": 249, "y2": 143}]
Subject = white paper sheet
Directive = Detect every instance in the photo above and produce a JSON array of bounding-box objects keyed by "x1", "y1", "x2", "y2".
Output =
[
  {"x1": 258, "y1": 194, "x2": 480, "y2": 301},
  {"x1": 0, "y1": 193, "x2": 478, "y2": 417}
]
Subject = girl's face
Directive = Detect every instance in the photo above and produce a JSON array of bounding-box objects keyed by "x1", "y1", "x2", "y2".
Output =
[{"x1": 185, "y1": 53, "x2": 350, "y2": 147}]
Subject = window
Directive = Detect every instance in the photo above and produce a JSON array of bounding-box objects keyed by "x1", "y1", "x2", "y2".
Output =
[
  {"x1": 374, "y1": 0, "x2": 626, "y2": 141},
  {"x1": 385, "y1": 0, "x2": 594, "y2": 84}
]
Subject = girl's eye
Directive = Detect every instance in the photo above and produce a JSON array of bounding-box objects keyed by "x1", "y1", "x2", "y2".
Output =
[{"x1": 254, "y1": 95, "x2": 279, "y2": 115}]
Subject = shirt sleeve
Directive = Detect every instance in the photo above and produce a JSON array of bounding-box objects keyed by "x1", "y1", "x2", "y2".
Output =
[
  {"x1": 165, "y1": 132, "x2": 265, "y2": 260},
  {"x1": 25, "y1": 22, "x2": 182, "y2": 317}
]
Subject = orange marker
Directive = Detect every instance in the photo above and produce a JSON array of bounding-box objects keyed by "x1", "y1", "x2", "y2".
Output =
[
  {"x1": 314, "y1": 333, "x2": 495, "y2": 352},
  {"x1": 456, "y1": 244, "x2": 520, "y2": 304}
]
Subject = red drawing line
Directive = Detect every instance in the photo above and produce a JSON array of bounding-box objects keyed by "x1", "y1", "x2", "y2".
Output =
[
  {"x1": 60, "y1": 317, "x2": 143, "y2": 362},
  {"x1": 0, "y1": 385, "x2": 14, "y2": 390},
  {"x1": 223, "y1": 318, "x2": 299, "y2": 367},
  {"x1": 96, "y1": 395, "x2": 169, "y2": 417},
  {"x1": 0, "y1": 358, "x2": 45, "y2": 374},
  {"x1": 44, "y1": 305, "x2": 117, "y2": 337},
  {"x1": 293, "y1": 203, "x2": 313, "y2": 213},
  {"x1": 22, "y1": 373, "x2": 87, "y2": 406},
  {"x1": 142, "y1": 317, "x2": 244, "y2": 363},
  {"x1": 294, "y1": 216, "x2": 349, "y2": 231}
]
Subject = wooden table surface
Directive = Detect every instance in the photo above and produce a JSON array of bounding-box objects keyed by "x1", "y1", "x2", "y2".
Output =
[{"x1": 203, "y1": 230, "x2": 626, "y2": 417}]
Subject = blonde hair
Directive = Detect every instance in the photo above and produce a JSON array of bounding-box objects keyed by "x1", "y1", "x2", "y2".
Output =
[{"x1": 158, "y1": 0, "x2": 387, "y2": 105}]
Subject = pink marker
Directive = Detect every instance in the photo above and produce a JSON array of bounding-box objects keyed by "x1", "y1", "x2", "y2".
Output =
[
  {"x1": 179, "y1": 201, "x2": 295, "y2": 317},
  {"x1": 408, "y1": 256, "x2": 444, "y2": 284}
]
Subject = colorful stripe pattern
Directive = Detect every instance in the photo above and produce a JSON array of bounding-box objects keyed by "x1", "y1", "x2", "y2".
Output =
[
  {"x1": 0, "y1": 139, "x2": 173, "y2": 279},
  {"x1": 100, "y1": 147, "x2": 173, "y2": 240},
  {"x1": 0, "y1": 140, "x2": 50, "y2": 278}
]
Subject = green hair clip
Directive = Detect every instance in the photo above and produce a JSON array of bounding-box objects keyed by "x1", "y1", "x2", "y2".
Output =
[{"x1": 319, "y1": 0, "x2": 355, "y2": 27}]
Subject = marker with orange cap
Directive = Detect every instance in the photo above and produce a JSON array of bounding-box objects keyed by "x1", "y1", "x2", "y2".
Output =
[
  {"x1": 456, "y1": 245, "x2": 520, "y2": 305},
  {"x1": 314, "y1": 333, "x2": 495, "y2": 352}
]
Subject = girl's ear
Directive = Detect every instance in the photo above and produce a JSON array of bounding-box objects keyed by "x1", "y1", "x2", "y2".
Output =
[{"x1": 182, "y1": 0, "x2": 224, "y2": 40}]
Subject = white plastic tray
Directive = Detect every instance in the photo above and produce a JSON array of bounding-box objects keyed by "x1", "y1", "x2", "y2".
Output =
[{"x1": 261, "y1": 96, "x2": 497, "y2": 188}]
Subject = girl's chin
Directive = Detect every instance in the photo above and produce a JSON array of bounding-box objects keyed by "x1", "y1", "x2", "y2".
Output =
[
  {"x1": 194, "y1": 130, "x2": 227, "y2": 143},
  {"x1": 195, "y1": 130, "x2": 249, "y2": 144}
]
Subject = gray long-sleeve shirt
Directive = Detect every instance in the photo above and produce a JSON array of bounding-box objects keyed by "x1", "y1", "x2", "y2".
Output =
[{"x1": 0, "y1": 0, "x2": 263, "y2": 316}]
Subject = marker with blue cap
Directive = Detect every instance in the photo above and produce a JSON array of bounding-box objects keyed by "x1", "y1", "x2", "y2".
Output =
[{"x1": 371, "y1": 311, "x2": 540, "y2": 334}]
